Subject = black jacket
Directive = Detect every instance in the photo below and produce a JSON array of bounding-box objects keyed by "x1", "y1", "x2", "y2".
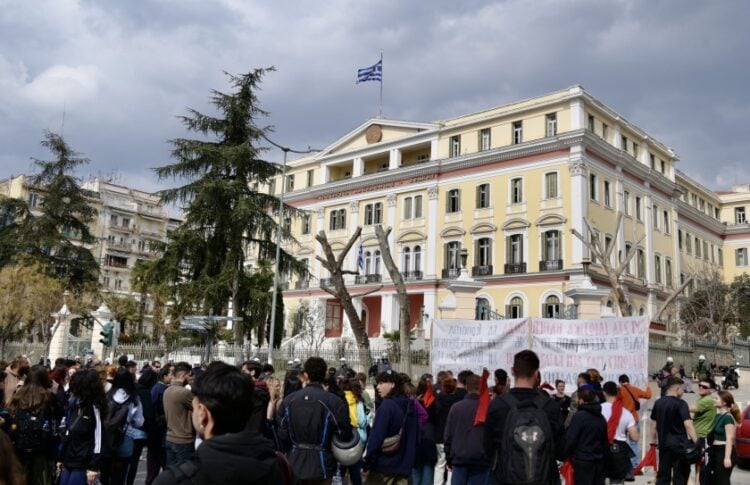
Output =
[
  {"x1": 435, "y1": 391, "x2": 462, "y2": 444},
  {"x1": 60, "y1": 401, "x2": 102, "y2": 472},
  {"x1": 278, "y1": 383, "x2": 353, "y2": 481},
  {"x1": 564, "y1": 402, "x2": 608, "y2": 462},
  {"x1": 444, "y1": 394, "x2": 489, "y2": 467},
  {"x1": 153, "y1": 430, "x2": 283, "y2": 484}
]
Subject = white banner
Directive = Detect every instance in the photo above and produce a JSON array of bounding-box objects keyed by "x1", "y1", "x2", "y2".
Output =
[{"x1": 431, "y1": 317, "x2": 649, "y2": 389}]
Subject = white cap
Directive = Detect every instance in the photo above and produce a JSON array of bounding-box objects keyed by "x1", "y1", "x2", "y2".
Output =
[
  {"x1": 667, "y1": 356, "x2": 674, "y2": 362},
  {"x1": 287, "y1": 360, "x2": 293, "y2": 365},
  {"x1": 293, "y1": 358, "x2": 301, "y2": 364},
  {"x1": 340, "y1": 357, "x2": 346, "y2": 362},
  {"x1": 699, "y1": 355, "x2": 706, "y2": 361},
  {"x1": 252, "y1": 357, "x2": 260, "y2": 363}
]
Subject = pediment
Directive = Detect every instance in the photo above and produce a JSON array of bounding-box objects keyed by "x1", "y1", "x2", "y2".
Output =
[
  {"x1": 441, "y1": 226, "x2": 466, "y2": 238},
  {"x1": 502, "y1": 218, "x2": 531, "y2": 230},
  {"x1": 397, "y1": 230, "x2": 426, "y2": 243},
  {"x1": 470, "y1": 222, "x2": 497, "y2": 234},
  {"x1": 535, "y1": 214, "x2": 567, "y2": 226},
  {"x1": 317, "y1": 119, "x2": 439, "y2": 158}
]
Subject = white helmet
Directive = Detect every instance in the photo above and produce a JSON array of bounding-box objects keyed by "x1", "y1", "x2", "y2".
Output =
[
  {"x1": 332, "y1": 432, "x2": 364, "y2": 466},
  {"x1": 699, "y1": 355, "x2": 706, "y2": 361},
  {"x1": 340, "y1": 357, "x2": 346, "y2": 362},
  {"x1": 667, "y1": 356, "x2": 674, "y2": 363}
]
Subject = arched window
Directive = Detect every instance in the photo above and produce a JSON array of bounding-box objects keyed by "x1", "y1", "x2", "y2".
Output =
[
  {"x1": 403, "y1": 247, "x2": 411, "y2": 272},
  {"x1": 413, "y1": 246, "x2": 421, "y2": 272},
  {"x1": 364, "y1": 251, "x2": 372, "y2": 275},
  {"x1": 508, "y1": 297, "x2": 524, "y2": 318},
  {"x1": 476, "y1": 297, "x2": 491, "y2": 320},
  {"x1": 373, "y1": 250, "x2": 381, "y2": 275},
  {"x1": 639, "y1": 307, "x2": 646, "y2": 316},
  {"x1": 543, "y1": 295, "x2": 560, "y2": 318}
]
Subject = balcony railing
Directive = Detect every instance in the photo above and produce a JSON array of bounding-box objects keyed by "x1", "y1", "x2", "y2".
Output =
[
  {"x1": 504, "y1": 262, "x2": 527, "y2": 274},
  {"x1": 442, "y1": 268, "x2": 461, "y2": 279},
  {"x1": 539, "y1": 259, "x2": 563, "y2": 272},
  {"x1": 319, "y1": 278, "x2": 334, "y2": 287},
  {"x1": 355, "y1": 274, "x2": 382, "y2": 284},
  {"x1": 402, "y1": 270, "x2": 423, "y2": 281},
  {"x1": 295, "y1": 280, "x2": 310, "y2": 290},
  {"x1": 472, "y1": 265, "x2": 493, "y2": 277},
  {"x1": 108, "y1": 242, "x2": 132, "y2": 252}
]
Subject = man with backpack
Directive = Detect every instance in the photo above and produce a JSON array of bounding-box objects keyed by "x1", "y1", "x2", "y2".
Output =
[
  {"x1": 153, "y1": 362, "x2": 289, "y2": 484},
  {"x1": 484, "y1": 350, "x2": 564, "y2": 485},
  {"x1": 618, "y1": 374, "x2": 650, "y2": 474}
]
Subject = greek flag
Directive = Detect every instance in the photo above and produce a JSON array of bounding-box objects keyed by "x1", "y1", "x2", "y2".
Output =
[
  {"x1": 357, "y1": 242, "x2": 365, "y2": 270},
  {"x1": 357, "y1": 60, "x2": 382, "y2": 83}
]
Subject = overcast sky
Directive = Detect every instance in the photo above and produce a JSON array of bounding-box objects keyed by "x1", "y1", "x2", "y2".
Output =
[{"x1": 1, "y1": 0, "x2": 748, "y2": 200}]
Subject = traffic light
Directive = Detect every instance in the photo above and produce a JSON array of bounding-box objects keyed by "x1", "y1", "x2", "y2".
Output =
[{"x1": 99, "y1": 322, "x2": 114, "y2": 347}]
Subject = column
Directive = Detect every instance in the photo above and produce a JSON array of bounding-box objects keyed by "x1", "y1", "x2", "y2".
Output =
[
  {"x1": 381, "y1": 294, "x2": 395, "y2": 334},
  {"x1": 389, "y1": 149, "x2": 401, "y2": 170},
  {"x1": 640, "y1": 139, "x2": 651, "y2": 167},
  {"x1": 568, "y1": 147, "x2": 588, "y2": 265},
  {"x1": 319, "y1": 165, "x2": 329, "y2": 185},
  {"x1": 353, "y1": 157, "x2": 364, "y2": 178},
  {"x1": 316, "y1": 207, "x2": 325, "y2": 280},
  {"x1": 569, "y1": 96, "x2": 585, "y2": 130},
  {"x1": 386, "y1": 194, "x2": 397, "y2": 276},
  {"x1": 615, "y1": 167, "x2": 625, "y2": 259},
  {"x1": 430, "y1": 137, "x2": 439, "y2": 160},
  {"x1": 423, "y1": 290, "x2": 437, "y2": 340},
  {"x1": 644, "y1": 185, "x2": 654, "y2": 284},
  {"x1": 347, "y1": 202, "x2": 360, "y2": 280},
  {"x1": 426, "y1": 186, "x2": 439, "y2": 278}
]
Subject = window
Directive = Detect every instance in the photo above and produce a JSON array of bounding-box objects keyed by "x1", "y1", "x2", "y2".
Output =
[
  {"x1": 507, "y1": 234, "x2": 524, "y2": 264},
  {"x1": 635, "y1": 196, "x2": 642, "y2": 221},
  {"x1": 450, "y1": 135, "x2": 461, "y2": 157},
  {"x1": 655, "y1": 255, "x2": 662, "y2": 284},
  {"x1": 543, "y1": 230, "x2": 561, "y2": 262},
  {"x1": 605, "y1": 235, "x2": 614, "y2": 265},
  {"x1": 650, "y1": 154, "x2": 655, "y2": 170},
  {"x1": 364, "y1": 202, "x2": 383, "y2": 225},
  {"x1": 589, "y1": 174, "x2": 598, "y2": 201},
  {"x1": 736, "y1": 248, "x2": 748, "y2": 267},
  {"x1": 719, "y1": 248, "x2": 724, "y2": 265},
  {"x1": 110, "y1": 214, "x2": 118, "y2": 226},
  {"x1": 403, "y1": 195, "x2": 423, "y2": 220},
  {"x1": 285, "y1": 174, "x2": 295, "y2": 192},
  {"x1": 633, "y1": 143, "x2": 639, "y2": 160},
  {"x1": 661, "y1": 161, "x2": 666, "y2": 174},
  {"x1": 479, "y1": 128, "x2": 491, "y2": 151},
  {"x1": 623, "y1": 190, "x2": 631, "y2": 215},
  {"x1": 27, "y1": 192, "x2": 39, "y2": 207},
  {"x1": 364, "y1": 250, "x2": 381, "y2": 275},
  {"x1": 678, "y1": 229, "x2": 683, "y2": 250},
  {"x1": 736, "y1": 207, "x2": 747, "y2": 224},
  {"x1": 711, "y1": 244, "x2": 716, "y2": 263},
  {"x1": 301, "y1": 214, "x2": 311, "y2": 235},
  {"x1": 621, "y1": 135, "x2": 628, "y2": 153},
  {"x1": 545, "y1": 172, "x2": 558, "y2": 199},
  {"x1": 283, "y1": 217, "x2": 291, "y2": 232},
  {"x1": 268, "y1": 178, "x2": 276, "y2": 195},
  {"x1": 414, "y1": 195, "x2": 422, "y2": 218},
  {"x1": 307, "y1": 169, "x2": 314, "y2": 187},
  {"x1": 665, "y1": 259, "x2": 673, "y2": 288},
  {"x1": 695, "y1": 237, "x2": 701, "y2": 258},
  {"x1": 475, "y1": 238, "x2": 492, "y2": 267},
  {"x1": 445, "y1": 242, "x2": 461, "y2": 270},
  {"x1": 446, "y1": 189, "x2": 461, "y2": 213},
  {"x1": 588, "y1": 115, "x2": 595, "y2": 132},
  {"x1": 476, "y1": 298, "x2": 491, "y2": 320},
  {"x1": 325, "y1": 301, "x2": 343, "y2": 336},
  {"x1": 545, "y1": 113, "x2": 557, "y2": 137},
  {"x1": 703, "y1": 241, "x2": 709, "y2": 261},
  {"x1": 413, "y1": 246, "x2": 421, "y2": 272},
  {"x1": 637, "y1": 249, "x2": 645, "y2": 279},
  {"x1": 476, "y1": 184, "x2": 490, "y2": 209},
  {"x1": 403, "y1": 247, "x2": 411, "y2": 272},
  {"x1": 403, "y1": 197, "x2": 412, "y2": 220},
  {"x1": 653, "y1": 205, "x2": 659, "y2": 230},
  {"x1": 508, "y1": 296, "x2": 524, "y2": 318},
  {"x1": 602, "y1": 123, "x2": 608, "y2": 140},
  {"x1": 511, "y1": 178, "x2": 523, "y2": 204},
  {"x1": 590, "y1": 231, "x2": 600, "y2": 264},
  {"x1": 121, "y1": 218, "x2": 130, "y2": 229},
  {"x1": 512, "y1": 121, "x2": 523, "y2": 144},
  {"x1": 663, "y1": 210, "x2": 670, "y2": 234},
  {"x1": 604, "y1": 180, "x2": 611, "y2": 207},
  {"x1": 624, "y1": 243, "x2": 633, "y2": 274},
  {"x1": 685, "y1": 232, "x2": 692, "y2": 254},
  {"x1": 544, "y1": 295, "x2": 560, "y2": 318},
  {"x1": 329, "y1": 209, "x2": 346, "y2": 230}
]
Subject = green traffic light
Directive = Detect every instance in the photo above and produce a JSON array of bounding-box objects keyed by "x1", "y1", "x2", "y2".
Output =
[{"x1": 99, "y1": 322, "x2": 113, "y2": 346}]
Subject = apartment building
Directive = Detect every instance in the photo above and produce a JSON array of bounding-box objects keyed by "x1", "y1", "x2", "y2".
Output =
[{"x1": 267, "y1": 85, "x2": 750, "y2": 342}]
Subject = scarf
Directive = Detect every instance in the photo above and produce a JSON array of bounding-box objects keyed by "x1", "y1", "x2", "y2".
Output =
[
  {"x1": 607, "y1": 397, "x2": 624, "y2": 444},
  {"x1": 422, "y1": 381, "x2": 435, "y2": 409},
  {"x1": 473, "y1": 368, "x2": 490, "y2": 426}
]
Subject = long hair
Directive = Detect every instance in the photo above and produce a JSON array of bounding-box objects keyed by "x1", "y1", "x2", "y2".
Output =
[
  {"x1": 110, "y1": 368, "x2": 136, "y2": 398},
  {"x1": 70, "y1": 369, "x2": 107, "y2": 415},
  {"x1": 9, "y1": 365, "x2": 54, "y2": 415},
  {"x1": 0, "y1": 430, "x2": 24, "y2": 485},
  {"x1": 717, "y1": 390, "x2": 742, "y2": 423}
]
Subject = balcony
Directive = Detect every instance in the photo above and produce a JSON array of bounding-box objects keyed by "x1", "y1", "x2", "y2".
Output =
[
  {"x1": 108, "y1": 242, "x2": 132, "y2": 252},
  {"x1": 295, "y1": 279, "x2": 310, "y2": 290},
  {"x1": 539, "y1": 259, "x2": 563, "y2": 272},
  {"x1": 442, "y1": 268, "x2": 461, "y2": 279},
  {"x1": 109, "y1": 224, "x2": 132, "y2": 234},
  {"x1": 504, "y1": 262, "x2": 527, "y2": 274},
  {"x1": 402, "y1": 270, "x2": 423, "y2": 281},
  {"x1": 472, "y1": 265, "x2": 493, "y2": 277},
  {"x1": 319, "y1": 278, "x2": 334, "y2": 287},
  {"x1": 355, "y1": 274, "x2": 382, "y2": 284}
]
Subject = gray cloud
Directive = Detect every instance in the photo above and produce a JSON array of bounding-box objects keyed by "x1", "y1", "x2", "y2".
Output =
[{"x1": 1, "y1": 0, "x2": 748, "y2": 194}]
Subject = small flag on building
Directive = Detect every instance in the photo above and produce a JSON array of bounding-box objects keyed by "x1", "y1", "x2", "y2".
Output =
[
  {"x1": 357, "y1": 59, "x2": 382, "y2": 84},
  {"x1": 357, "y1": 242, "x2": 365, "y2": 271}
]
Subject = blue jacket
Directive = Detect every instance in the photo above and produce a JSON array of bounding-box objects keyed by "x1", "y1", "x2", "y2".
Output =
[
  {"x1": 444, "y1": 394, "x2": 489, "y2": 467},
  {"x1": 363, "y1": 395, "x2": 419, "y2": 476}
]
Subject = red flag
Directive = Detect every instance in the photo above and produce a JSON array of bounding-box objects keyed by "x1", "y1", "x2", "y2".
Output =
[
  {"x1": 634, "y1": 444, "x2": 657, "y2": 475},
  {"x1": 474, "y1": 368, "x2": 490, "y2": 426},
  {"x1": 560, "y1": 459, "x2": 574, "y2": 484},
  {"x1": 423, "y1": 380, "x2": 435, "y2": 409},
  {"x1": 606, "y1": 397, "x2": 624, "y2": 444}
]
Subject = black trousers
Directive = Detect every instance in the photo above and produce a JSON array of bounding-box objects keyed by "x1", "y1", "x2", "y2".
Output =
[
  {"x1": 572, "y1": 459, "x2": 605, "y2": 485},
  {"x1": 710, "y1": 444, "x2": 735, "y2": 485},
  {"x1": 656, "y1": 447, "x2": 690, "y2": 485}
]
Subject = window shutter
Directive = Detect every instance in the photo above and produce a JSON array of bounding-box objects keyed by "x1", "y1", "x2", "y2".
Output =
[
  {"x1": 446, "y1": 192, "x2": 451, "y2": 212},
  {"x1": 476, "y1": 186, "x2": 481, "y2": 208},
  {"x1": 737, "y1": 249, "x2": 742, "y2": 266},
  {"x1": 456, "y1": 190, "x2": 461, "y2": 211},
  {"x1": 505, "y1": 305, "x2": 511, "y2": 317}
]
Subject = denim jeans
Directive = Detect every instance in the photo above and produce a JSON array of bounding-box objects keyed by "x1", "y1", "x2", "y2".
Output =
[
  {"x1": 628, "y1": 421, "x2": 641, "y2": 468},
  {"x1": 412, "y1": 463, "x2": 435, "y2": 485},
  {"x1": 166, "y1": 441, "x2": 195, "y2": 467},
  {"x1": 451, "y1": 465, "x2": 489, "y2": 485}
]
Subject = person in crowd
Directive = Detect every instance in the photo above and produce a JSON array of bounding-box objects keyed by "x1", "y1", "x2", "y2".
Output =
[
  {"x1": 335, "y1": 358, "x2": 353, "y2": 380},
  {"x1": 125, "y1": 361, "x2": 138, "y2": 377},
  {"x1": 126, "y1": 369, "x2": 157, "y2": 485},
  {"x1": 565, "y1": 371, "x2": 596, "y2": 427},
  {"x1": 4, "y1": 356, "x2": 29, "y2": 405},
  {"x1": 553, "y1": 379, "x2": 571, "y2": 422},
  {"x1": 278, "y1": 356, "x2": 353, "y2": 484},
  {"x1": 153, "y1": 362, "x2": 286, "y2": 484},
  {"x1": 434, "y1": 376, "x2": 461, "y2": 485},
  {"x1": 485, "y1": 350, "x2": 565, "y2": 485},
  {"x1": 265, "y1": 376, "x2": 283, "y2": 450},
  {"x1": 362, "y1": 370, "x2": 419, "y2": 485},
  {"x1": 617, "y1": 373, "x2": 651, "y2": 474},
  {"x1": 340, "y1": 377, "x2": 369, "y2": 485},
  {"x1": 600, "y1": 382, "x2": 638, "y2": 485},
  {"x1": 492, "y1": 368, "x2": 508, "y2": 397},
  {"x1": 0, "y1": 428, "x2": 25, "y2": 485},
  {"x1": 163, "y1": 362, "x2": 194, "y2": 468},
  {"x1": 587, "y1": 368, "x2": 605, "y2": 402},
  {"x1": 694, "y1": 355, "x2": 712, "y2": 383},
  {"x1": 9, "y1": 364, "x2": 63, "y2": 485},
  {"x1": 355, "y1": 372, "x2": 374, "y2": 413},
  {"x1": 660, "y1": 366, "x2": 680, "y2": 398},
  {"x1": 102, "y1": 368, "x2": 144, "y2": 485},
  {"x1": 565, "y1": 388, "x2": 608, "y2": 485},
  {"x1": 282, "y1": 369, "x2": 303, "y2": 399},
  {"x1": 710, "y1": 390, "x2": 741, "y2": 485},
  {"x1": 444, "y1": 373, "x2": 490, "y2": 485},
  {"x1": 455, "y1": 370, "x2": 472, "y2": 400},
  {"x1": 58, "y1": 368, "x2": 107, "y2": 485},
  {"x1": 151, "y1": 361, "x2": 162, "y2": 372},
  {"x1": 689, "y1": 378, "x2": 716, "y2": 485},
  {"x1": 651, "y1": 375, "x2": 698, "y2": 485},
  {"x1": 433, "y1": 371, "x2": 450, "y2": 396},
  {"x1": 412, "y1": 375, "x2": 438, "y2": 485},
  {"x1": 241, "y1": 360, "x2": 271, "y2": 434},
  {"x1": 147, "y1": 365, "x2": 172, "y2": 484},
  {"x1": 191, "y1": 362, "x2": 202, "y2": 379}
]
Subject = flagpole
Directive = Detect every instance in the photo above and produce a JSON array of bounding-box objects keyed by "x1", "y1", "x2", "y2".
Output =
[{"x1": 379, "y1": 52, "x2": 383, "y2": 118}]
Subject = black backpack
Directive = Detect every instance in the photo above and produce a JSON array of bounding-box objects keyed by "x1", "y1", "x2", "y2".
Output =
[
  {"x1": 498, "y1": 393, "x2": 553, "y2": 485},
  {"x1": 104, "y1": 397, "x2": 131, "y2": 450},
  {"x1": 11, "y1": 407, "x2": 56, "y2": 454}
]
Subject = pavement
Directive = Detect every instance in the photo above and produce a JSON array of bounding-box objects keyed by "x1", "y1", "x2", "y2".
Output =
[{"x1": 130, "y1": 379, "x2": 750, "y2": 485}]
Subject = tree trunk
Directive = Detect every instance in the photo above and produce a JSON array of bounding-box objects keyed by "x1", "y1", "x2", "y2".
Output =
[{"x1": 375, "y1": 225, "x2": 411, "y2": 376}]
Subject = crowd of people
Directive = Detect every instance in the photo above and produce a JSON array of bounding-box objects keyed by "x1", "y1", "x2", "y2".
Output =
[{"x1": 0, "y1": 350, "x2": 742, "y2": 485}]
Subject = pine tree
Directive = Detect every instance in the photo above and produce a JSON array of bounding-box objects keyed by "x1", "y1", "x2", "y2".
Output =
[{"x1": 152, "y1": 69, "x2": 304, "y2": 342}]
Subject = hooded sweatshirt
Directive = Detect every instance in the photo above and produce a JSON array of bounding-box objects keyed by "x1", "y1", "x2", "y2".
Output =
[
  {"x1": 154, "y1": 430, "x2": 283, "y2": 484},
  {"x1": 565, "y1": 402, "x2": 608, "y2": 462}
]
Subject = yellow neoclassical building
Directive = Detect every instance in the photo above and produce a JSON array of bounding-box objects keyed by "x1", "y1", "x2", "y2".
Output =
[{"x1": 266, "y1": 85, "x2": 750, "y2": 343}]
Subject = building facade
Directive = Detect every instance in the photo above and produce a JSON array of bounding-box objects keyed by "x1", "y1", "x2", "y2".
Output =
[{"x1": 269, "y1": 86, "x2": 750, "y2": 344}]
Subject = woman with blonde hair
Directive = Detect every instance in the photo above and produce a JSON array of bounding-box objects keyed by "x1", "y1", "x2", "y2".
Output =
[{"x1": 710, "y1": 390, "x2": 741, "y2": 484}]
